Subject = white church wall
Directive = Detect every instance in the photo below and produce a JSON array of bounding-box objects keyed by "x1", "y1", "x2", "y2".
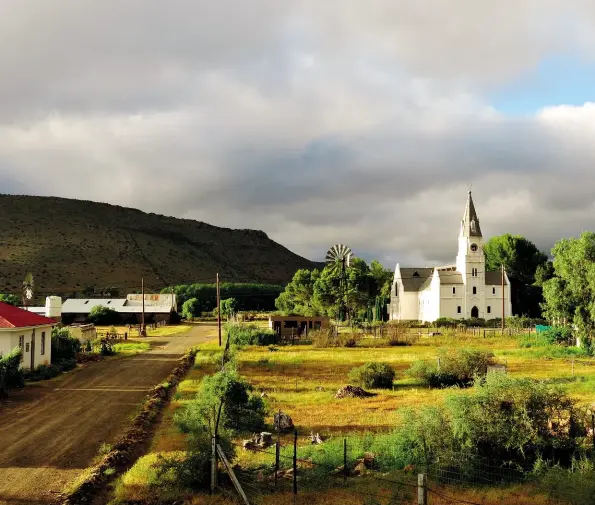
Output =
[
  {"x1": 440, "y1": 285, "x2": 465, "y2": 319},
  {"x1": 399, "y1": 291, "x2": 420, "y2": 320}
]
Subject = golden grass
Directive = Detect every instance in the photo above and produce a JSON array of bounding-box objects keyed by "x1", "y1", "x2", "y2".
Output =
[
  {"x1": 112, "y1": 332, "x2": 593, "y2": 504},
  {"x1": 95, "y1": 324, "x2": 193, "y2": 338}
]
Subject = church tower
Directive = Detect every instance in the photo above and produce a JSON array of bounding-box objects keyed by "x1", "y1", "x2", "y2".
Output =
[{"x1": 456, "y1": 191, "x2": 486, "y2": 318}]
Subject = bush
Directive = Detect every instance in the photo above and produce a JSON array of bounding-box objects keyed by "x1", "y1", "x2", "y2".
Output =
[
  {"x1": 540, "y1": 327, "x2": 573, "y2": 345},
  {"x1": 225, "y1": 323, "x2": 276, "y2": 346},
  {"x1": 88, "y1": 305, "x2": 120, "y2": 325},
  {"x1": 182, "y1": 297, "x2": 200, "y2": 319},
  {"x1": 24, "y1": 359, "x2": 78, "y2": 382},
  {"x1": 348, "y1": 362, "x2": 396, "y2": 389},
  {"x1": 389, "y1": 374, "x2": 583, "y2": 480},
  {"x1": 538, "y1": 459, "x2": 595, "y2": 505},
  {"x1": 0, "y1": 347, "x2": 24, "y2": 396},
  {"x1": 311, "y1": 328, "x2": 362, "y2": 348},
  {"x1": 407, "y1": 348, "x2": 495, "y2": 388},
  {"x1": 52, "y1": 327, "x2": 81, "y2": 362}
]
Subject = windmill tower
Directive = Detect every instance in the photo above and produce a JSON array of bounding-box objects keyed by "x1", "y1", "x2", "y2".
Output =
[
  {"x1": 22, "y1": 272, "x2": 34, "y2": 310},
  {"x1": 325, "y1": 244, "x2": 353, "y2": 322}
]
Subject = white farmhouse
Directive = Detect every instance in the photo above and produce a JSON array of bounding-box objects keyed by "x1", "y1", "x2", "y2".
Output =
[
  {"x1": 0, "y1": 301, "x2": 56, "y2": 369},
  {"x1": 388, "y1": 192, "x2": 512, "y2": 322}
]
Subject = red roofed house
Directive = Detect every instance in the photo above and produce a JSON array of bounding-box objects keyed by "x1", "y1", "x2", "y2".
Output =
[{"x1": 0, "y1": 301, "x2": 56, "y2": 370}]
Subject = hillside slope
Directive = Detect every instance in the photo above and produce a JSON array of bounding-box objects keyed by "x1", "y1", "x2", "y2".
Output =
[{"x1": 0, "y1": 194, "x2": 319, "y2": 297}]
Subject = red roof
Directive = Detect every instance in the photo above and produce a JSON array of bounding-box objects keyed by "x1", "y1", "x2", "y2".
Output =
[{"x1": 0, "y1": 302, "x2": 56, "y2": 329}]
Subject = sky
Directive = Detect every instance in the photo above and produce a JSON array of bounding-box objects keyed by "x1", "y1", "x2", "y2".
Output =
[{"x1": 2, "y1": 1, "x2": 595, "y2": 267}]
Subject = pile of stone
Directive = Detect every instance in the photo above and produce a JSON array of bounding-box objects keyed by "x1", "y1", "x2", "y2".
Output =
[
  {"x1": 242, "y1": 432, "x2": 273, "y2": 451},
  {"x1": 332, "y1": 452, "x2": 376, "y2": 477},
  {"x1": 335, "y1": 385, "x2": 375, "y2": 399},
  {"x1": 274, "y1": 411, "x2": 295, "y2": 432}
]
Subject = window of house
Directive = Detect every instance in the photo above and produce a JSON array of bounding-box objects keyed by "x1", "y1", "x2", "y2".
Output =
[
  {"x1": 487, "y1": 306, "x2": 491, "y2": 314},
  {"x1": 19, "y1": 335, "x2": 24, "y2": 362},
  {"x1": 473, "y1": 286, "x2": 477, "y2": 295},
  {"x1": 493, "y1": 287, "x2": 496, "y2": 295},
  {"x1": 452, "y1": 287, "x2": 455, "y2": 294},
  {"x1": 457, "y1": 306, "x2": 461, "y2": 314},
  {"x1": 25, "y1": 343, "x2": 30, "y2": 352},
  {"x1": 41, "y1": 332, "x2": 46, "y2": 355}
]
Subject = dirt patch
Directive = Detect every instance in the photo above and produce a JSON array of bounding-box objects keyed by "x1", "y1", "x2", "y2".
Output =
[
  {"x1": 61, "y1": 348, "x2": 198, "y2": 505},
  {"x1": 334, "y1": 385, "x2": 375, "y2": 399}
]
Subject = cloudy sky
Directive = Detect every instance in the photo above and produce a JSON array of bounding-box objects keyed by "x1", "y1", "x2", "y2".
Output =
[{"x1": 2, "y1": 1, "x2": 595, "y2": 267}]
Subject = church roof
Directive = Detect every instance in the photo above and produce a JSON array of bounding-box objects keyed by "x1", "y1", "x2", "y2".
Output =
[
  {"x1": 399, "y1": 267, "x2": 433, "y2": 291},
  {"x1": 437, "y1": 271, "x2": 464, "y2": 284},
  {"x1": 461, "y1": 191, "x2": 482, "y2": 238},
  {"x1": 485, "y1": 271, "x2": 509, "y2": 285}
]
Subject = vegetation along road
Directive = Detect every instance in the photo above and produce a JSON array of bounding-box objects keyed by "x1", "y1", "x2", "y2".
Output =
[{"x1": 0, "y1": 324, "x2": 215, "y2": 505}]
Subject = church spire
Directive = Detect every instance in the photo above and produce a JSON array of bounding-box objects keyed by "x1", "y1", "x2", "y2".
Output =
[{"x1": 461, "y1": 191, "x2": 482, "y2": 238}]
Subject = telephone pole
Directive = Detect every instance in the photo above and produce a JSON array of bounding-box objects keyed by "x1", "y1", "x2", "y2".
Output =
[
  {"x1": 501, "y1": 265, "x2": 505, "y2": 334},
  {"x1": 217, "y1": 273, "x2": 222, "y2": 347},
  {"x1": 141, "y1": 277, "x2": 146, "y2": 337}
]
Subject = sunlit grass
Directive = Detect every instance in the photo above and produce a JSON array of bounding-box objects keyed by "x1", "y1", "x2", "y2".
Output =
[
  {"x1": 113, "y1": 342, "x2": 150, "y2": 355},
  {"x1": 95, "y1": 324, "x2": 193, "y2": 338}
]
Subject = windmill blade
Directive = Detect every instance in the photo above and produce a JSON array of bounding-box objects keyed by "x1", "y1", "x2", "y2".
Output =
[{"x1": 325, "y1": 244, "x2": 353, "y2": 265}]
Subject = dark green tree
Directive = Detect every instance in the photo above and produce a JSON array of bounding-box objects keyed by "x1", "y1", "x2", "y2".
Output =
[
  {"x1": 0, "y1": 294, "x2": 20, "y2": 306},
  {"x1": 484, "y1": 234, "x2": 548, "y2": 317},
  {"x1": 87, "y1": 305, "x2": 120, "y2": 325},
  {"x1": 182, "y1": 297, "x2": 200, "y2": 319},
  {"x1": 274, "y1": 269, "x2": 320, "y2": 315},
  {"x1": 369, "y1": 260, "x2": 393, "y2": 298},
  {"x1": 542, "y1": 232, "x2": 595, "y2": 351}
]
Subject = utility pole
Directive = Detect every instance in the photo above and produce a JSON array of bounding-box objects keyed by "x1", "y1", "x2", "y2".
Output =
[
  {"x1": 217, "y1": 273, "x2": 221, "y2": 347},
  {"x1": 141, "y1": 277, "x2": 146, "y2": 337},
  {"x1": 501, "y1": 264, "x2": 505, "y2": 334}
]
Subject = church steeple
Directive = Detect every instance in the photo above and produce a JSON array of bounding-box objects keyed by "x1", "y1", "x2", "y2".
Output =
[{"x1": 460, "y1": 191, "x2": 482, "y2": 238}]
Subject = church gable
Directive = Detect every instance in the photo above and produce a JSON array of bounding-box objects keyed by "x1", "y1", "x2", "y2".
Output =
[{"x1": 399, "y1": 267, "x2": 433, "y2": 292}]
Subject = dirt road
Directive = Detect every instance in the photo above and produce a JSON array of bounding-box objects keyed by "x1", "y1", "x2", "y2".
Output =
[{"x1": 0, "y1": 324, "x2": 216, "y2": 505}]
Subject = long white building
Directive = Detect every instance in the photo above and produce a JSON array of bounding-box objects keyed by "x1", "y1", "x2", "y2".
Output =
[{"x1": 388, "y1": 192, "x2": 512, "y2": 322}]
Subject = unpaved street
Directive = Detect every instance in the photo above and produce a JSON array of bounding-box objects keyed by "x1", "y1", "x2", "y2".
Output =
[{"x1": 0, "y1": 324, "x2": 215, "y2": 505}]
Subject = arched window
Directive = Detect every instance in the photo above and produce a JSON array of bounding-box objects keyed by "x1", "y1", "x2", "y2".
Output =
[
  {"x1": 471, "y1": 306, "x2": 479, "y2": 318},
  {"x1": 473, "y1": 286, "x2": 477, "y2": 295}
]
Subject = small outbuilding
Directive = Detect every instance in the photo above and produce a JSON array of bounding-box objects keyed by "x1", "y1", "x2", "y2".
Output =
[
  {"x1": 0, "y1": 301, "x2": 56, "y2": 370},
  {"x1": 268, "y1": 315, "x2": 330, "y2": 339}
]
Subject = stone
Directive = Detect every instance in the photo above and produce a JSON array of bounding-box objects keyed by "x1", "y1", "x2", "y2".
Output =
[
  {"x1": 309, "y1": 432, "x2": 323, "y2": 444},
  {"x1": 351, "y1": 461, "x2": 367, "y2": 476},
  {"x1": 363, "y1": 452, "x2": 375, "y2": 469},
  {"x1": 259, "y1": 432, "x2": 273, "y2": 447},
  {"x1": 242, "y1": 440, "x2": 257, "y2": 450},
  {"x1": 274, "y1": 411, "x2": 295, "y2": 432},
  {"x1": 335, "y1": 385, "x2": 375, "y2": 399},
  {"x1": 260, "y1": 392, "x2": 268, "y2": 398}
]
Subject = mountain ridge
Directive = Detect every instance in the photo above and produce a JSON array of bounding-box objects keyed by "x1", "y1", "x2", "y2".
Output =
[{"x1": 0, "y1": 194, "x2": 319, "y2": 298}]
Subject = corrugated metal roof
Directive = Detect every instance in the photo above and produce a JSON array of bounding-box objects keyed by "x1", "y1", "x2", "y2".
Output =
[{"x1": 62, "y1": 298, "x2": 172, "y2": 314}]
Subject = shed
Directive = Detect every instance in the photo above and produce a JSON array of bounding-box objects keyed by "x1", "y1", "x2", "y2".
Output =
[{"x1": 268, "y1": 315, "x2": 330, "y2": 339}]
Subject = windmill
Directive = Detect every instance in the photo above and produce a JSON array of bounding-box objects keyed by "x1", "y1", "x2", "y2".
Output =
[
  {"x1": 325, "y1": 244, "x2": 353, "y2": 322},
  {"x1": 22, "y1": 272, "x2": 34, "y2": 310}
]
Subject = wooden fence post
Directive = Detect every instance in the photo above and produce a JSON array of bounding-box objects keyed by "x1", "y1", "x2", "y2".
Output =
[
  {"x1": 211, "y1": 435, "x2": 218, "y2": 493},
  {"x1": 343, "y1": 438, "x2": 347, "y2": 481},
  {"x1": 418, "y1": 473, "x2": 427, "y2": 505},
  {"x1": 275, "y1": 441, "x2": 280, "y2": 487},
  {"x1": 293, "y1": 430, "x2": 298, "y2": 502}
]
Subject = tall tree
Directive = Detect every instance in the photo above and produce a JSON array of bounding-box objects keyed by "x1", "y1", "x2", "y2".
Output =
[
  {"x1": 484, "y1": 234, "x2": 548, "y2": 317},
  {"x1": 274, "y1": 269, "x2": 320, "y2": 315},
  {"x1": 369, "y1": 260, "x2": 393, "y2": 298},
  {"x1": 542, "y1": 232, "x2": 595, "y2": 351}
]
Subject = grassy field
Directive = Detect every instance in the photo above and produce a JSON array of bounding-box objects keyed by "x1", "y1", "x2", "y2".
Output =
[
  {"x1": 111, "y1": 330, "x2": 595, "y2": 505},
  {"x1": 95, "y1": 324, "x2": 193, "y2": 338}
]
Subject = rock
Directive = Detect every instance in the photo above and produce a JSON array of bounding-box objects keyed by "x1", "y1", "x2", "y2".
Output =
[
  {"x1": 351, "y1": 461, "x2": 367, "y2": 476},
  {"x1": 242, "y1": 440, "x2": 257, "y2": 450},
  {"x1": 309, "y1": 432, "x2": 323, "y2": 445},
  {"x1": 259, "y1": 432, "x2": 273, "y2": 447},
  {"x1": 335, "y1": 385, "x2": 375, "y2": 399},
  {"x1": 274, "y1": 411, "x2": 295, "y2": 432},
  {"x1": 363, "y1": 452, "x2": 375, "y2": 469},
  {"x1": 315, "y1": 386, "x2": 325, "y2": 391},
  {"x1": 260, "y1": 392, "x2": 268, "y2": 398}
]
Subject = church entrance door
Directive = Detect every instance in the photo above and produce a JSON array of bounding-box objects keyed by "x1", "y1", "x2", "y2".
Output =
[{"x1": 471, "y1": 306, "x2": 479, "y2": 318}]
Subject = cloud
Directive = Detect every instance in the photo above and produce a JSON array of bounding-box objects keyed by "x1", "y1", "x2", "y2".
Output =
[{"x1": 1, "y1": 1, "x2": 595, "y2": 268}]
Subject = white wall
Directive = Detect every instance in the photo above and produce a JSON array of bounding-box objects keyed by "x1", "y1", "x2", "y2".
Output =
[
  {"x1": 440, "y1": 284, "x2": 465, "y2": 319},
  {"x1": 0, "y1": 325, "x2": 53, "y2": 370},
  {"x1": 484, "y1": 284, "x2": 512, "y2": 318}
]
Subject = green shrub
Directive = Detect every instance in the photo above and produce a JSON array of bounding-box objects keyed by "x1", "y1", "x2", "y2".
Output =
[
  {"x1": 540, "y1": 327, "x2": 573, "y2": 345},
  {"x1": 24, "y1": 359, "x2": 77, "y2": 382},
  {"x1": 88, "y1": 305, "x2": 120, "y2": 325},
  {"x1": 51, "y1": 327, "x2": 81, "y2": 362},
  {"x1": 225, "y1": 323, "x2": 276, "y2": 346},
  {"x1": 538, "y1": 459, "x2": 595, "y2": 505},
  {"x1": 0, "y1": 347, "x2": 24, "y2": 396},
  {"x1": 182, "y1": 297, "x2": 200, "y2": 319},
  {"x1": 407, "y1": 348, "x2": 495, "y2": 388},
  {"x1": 348, "y1": 362, "x2": 396, "y2": 389}
]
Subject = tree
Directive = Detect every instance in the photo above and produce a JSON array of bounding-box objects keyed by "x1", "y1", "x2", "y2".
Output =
[
  {"x1": 219, "y1": 297, "x2": 237, "y2": 318},
  {"x1": 0, "y1": 294, "x2": 20, "y2": 306},
  {"x1": 87, "y1": 305, "x2": 120, "y2": 325},
  {"x1": 182, "y1": 297, "x2": 200, "y2": 319},
  {"x1": 275, "y1": 269, "x2": 321, "y2": 315},
  {"x1": 313, "y1": 257, "x2": 374, "y2": 319},
  {"x1": 484, "y1": 234, "x2": 549, "y2": 317},
  {"x1": 542, "y1": 232, "x2": 595, "y2": 351},
  {"x1": 369, "y1": 260, "x2": 393, "y2": 298}
]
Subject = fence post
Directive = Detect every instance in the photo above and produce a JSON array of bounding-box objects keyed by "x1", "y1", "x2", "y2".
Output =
[
  {"x1": 343, "y1": 438, "x2": 347, "y2": 481},
  {"x1": 592, "y1": 413, "x2": 595, "y2": 454},
  {"x1": 572, "y1": 358, "x2": 575, "y2": 376},
  {"x1": 418, "y1": 473, "x2": 427, "y2": 505},
  {"x1": 293, "y1": 430, "x2": 298, "y2": 502},
  {"x1": 275, "y1": 441, "x2": 280, "y2": 487},
  {"x1": 211, "y1": 435, "x2": 218, "y2": 493}
]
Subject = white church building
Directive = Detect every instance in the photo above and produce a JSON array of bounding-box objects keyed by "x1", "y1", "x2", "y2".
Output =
[{"x1": 388, "y1": 192, "x2": 512, "y2": 322}]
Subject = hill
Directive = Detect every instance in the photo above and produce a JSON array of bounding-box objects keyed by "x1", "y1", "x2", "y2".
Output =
[{"x1": 0, "y1": 194, "x2": 320, "y2": 299}]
